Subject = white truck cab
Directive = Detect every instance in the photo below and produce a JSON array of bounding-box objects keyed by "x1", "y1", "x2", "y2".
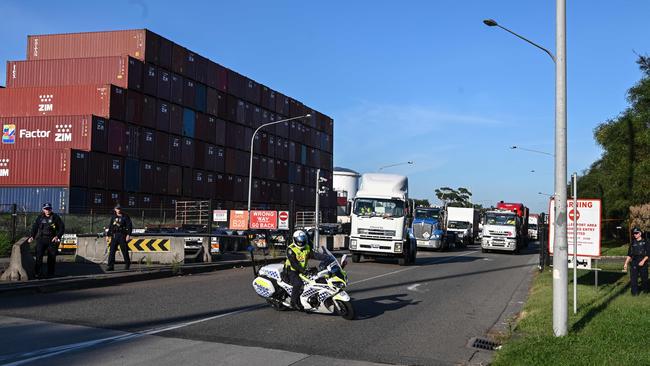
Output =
[
  {"x1": 349, "y1": 173, "x2": 417, "y2": 266},
  {"x1": 481, "y1": 209, "x2": 521, "y2": 252}
]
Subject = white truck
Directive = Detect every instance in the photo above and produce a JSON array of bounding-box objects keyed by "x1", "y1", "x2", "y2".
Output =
[
  {"x1": 528, "y1": 214, "x2": 539, "y2": 240},
  {"x1": 445, "y1": 207, "x2": 480, "y2": 246},
  {"x1": 349, "y1": 173, "x2": 417, "y2": 266},
  {"x1": 481, "y1": 209, "x2": 522, "y2": 253}
]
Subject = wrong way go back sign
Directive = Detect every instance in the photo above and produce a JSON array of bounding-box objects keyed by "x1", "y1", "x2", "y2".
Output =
[{"x1": 548, "y1": 199, "x2": 601, "y2": 257}]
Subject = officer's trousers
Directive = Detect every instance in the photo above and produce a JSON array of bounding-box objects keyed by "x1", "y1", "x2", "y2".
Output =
[
  {"x1": 107, "y1": 234, "x2": 131, "y2": 269},
  {"x1": 35, "y1": 237, "x2": 57, "y2": 277},
  {"x1": 630, "y1": 259, "x2": 648, "y2": 295},
  {"x1": 287, "y1": 270, "x2": 304, "y2": 308}
]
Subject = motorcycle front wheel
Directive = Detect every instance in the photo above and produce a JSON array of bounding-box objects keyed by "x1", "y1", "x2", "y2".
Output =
[{"x1": 335, "y1": 300, "x2": 355, "y2": 320}]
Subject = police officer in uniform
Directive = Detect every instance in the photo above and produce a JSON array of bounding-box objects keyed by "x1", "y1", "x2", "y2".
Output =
[
  {"x1": 624, "y1": 227, "x2": 649, "y2": 295},
  {"x1": 28, "y1": 203, "x2": 65, "y2": 278},
  {"x1": 106, "y1": 204, "x2": 133, "y2": 271},
  {"x1": 284, "y1": 230, "x2": 328, "y2": 310}
]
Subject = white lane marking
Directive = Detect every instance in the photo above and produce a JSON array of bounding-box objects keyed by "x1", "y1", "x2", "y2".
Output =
[
  {"x1": 406, "y1": 283, "x2": 426, "y2": 293},
  {"x1": 349, "y1": 251, "x2": 479, "y2": 286},
  {"x1": 2, "y1": 304, "x2": 265, "y2": 366}
]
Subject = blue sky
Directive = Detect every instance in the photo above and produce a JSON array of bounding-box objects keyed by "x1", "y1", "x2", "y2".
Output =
[{"x1": 2, "y1": 0, "x2": 649, "y2": 213}]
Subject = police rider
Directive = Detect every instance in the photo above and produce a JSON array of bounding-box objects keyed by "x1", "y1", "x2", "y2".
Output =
[
  {"x1": 624, "y1": 227, "x2": 649, "y2": 295},
  {"x1": 106, "y1": 204, "x2": 133, "y2": 271},
  {"x1": 28, "y1": 203, "x2": 65, "y2": 278},
  {"x1": 285, "y1": 230, "x2": 328, "y2": 310}
]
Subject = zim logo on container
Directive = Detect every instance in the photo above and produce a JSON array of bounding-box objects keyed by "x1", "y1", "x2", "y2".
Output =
[
  {"x1": 38, "y1": 94, "x2": 54, "y2": 113},
  {"x1": 54, "y1": 124, "x2": 72, "y2": 142},
  {"x1": 2, "y1": 125, "x2": 16, "y2": 144},
  {"x1": 0, "y1": 158, "x2": 10, "y2": 177}
]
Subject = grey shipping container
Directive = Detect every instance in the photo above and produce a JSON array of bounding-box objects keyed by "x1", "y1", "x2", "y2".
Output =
[{"x1": 0, "y1": 187, "x2": 71, "y2": 213}]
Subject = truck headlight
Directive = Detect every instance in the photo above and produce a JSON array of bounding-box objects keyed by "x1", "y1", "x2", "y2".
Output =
[
  {"x1": 394, "y1": 242, "x2": 402, "y2": 253},
  {"x1": 432, "y1": 234, "x2": 441, "y2": 239},
  {"x1": 350, "y1": 239, "x2": 357, "y2": 249}
]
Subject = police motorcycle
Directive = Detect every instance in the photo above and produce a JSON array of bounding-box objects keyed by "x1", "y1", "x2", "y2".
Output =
[{"x1": 251, "y1": 246, "x2": 355, "y2": 320}]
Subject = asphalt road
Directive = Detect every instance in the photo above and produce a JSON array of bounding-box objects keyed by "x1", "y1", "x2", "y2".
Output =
[{"x1": 0, "y1": 243, "x2": 539, "y2": 366}]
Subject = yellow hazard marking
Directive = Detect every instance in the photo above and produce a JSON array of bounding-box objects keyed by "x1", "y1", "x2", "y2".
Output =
[{"x1": 107, "y1": 238, "x2": 171, "y2": 252}]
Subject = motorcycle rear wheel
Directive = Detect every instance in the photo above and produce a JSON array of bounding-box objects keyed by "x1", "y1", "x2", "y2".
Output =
[
  {"x1": 267, "y1": 299, "x2": 288, "y2": 311},
  {"x1": 335, "y1": 300, "x2": 355, "y2": 320}
]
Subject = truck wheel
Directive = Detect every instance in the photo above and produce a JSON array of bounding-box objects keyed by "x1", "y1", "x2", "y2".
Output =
[{"x1": 352, "y1": 254, "x2": 361, "y2": 263}]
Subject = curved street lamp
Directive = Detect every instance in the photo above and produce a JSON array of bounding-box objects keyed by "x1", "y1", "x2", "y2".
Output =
[{"x1": 378, "y1": 161, "x2": 414, "y2": 171}]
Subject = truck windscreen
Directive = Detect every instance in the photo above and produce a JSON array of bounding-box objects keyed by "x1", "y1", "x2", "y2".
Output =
[
  {"x1": 415, "y1": 209, "x2": 440, "y2": 220},
  {"x1": 354, "y1": 198, "x2": 404, "y2": 218},
  {"x1": 485, "y1": 213, "x2": 516, "y2": 226}
]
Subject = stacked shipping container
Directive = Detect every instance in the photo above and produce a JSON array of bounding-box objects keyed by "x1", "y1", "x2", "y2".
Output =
[{"x1": 0, "y1": 29, "x2": 336, "y2": 220}]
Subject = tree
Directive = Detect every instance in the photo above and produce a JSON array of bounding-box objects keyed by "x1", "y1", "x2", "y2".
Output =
[
  {"x1": 413, "y1": 199, "x2": 431, "y2": 207},
  {"x1": 577, "y1": 54, "x2": 650, "y2": 237},
  {"x1": 434, "y1": 187, "x2": 473, "y2": 207}
]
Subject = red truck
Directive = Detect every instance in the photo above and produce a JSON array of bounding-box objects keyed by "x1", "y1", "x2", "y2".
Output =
[{"x1": 496, "y1": 201, "x2": 529, "y2": 244}]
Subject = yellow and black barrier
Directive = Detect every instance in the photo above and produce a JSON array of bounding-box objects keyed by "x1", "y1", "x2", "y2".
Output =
[{"x1": 106, "y1": 238, "x2": 171, "y2": 252}]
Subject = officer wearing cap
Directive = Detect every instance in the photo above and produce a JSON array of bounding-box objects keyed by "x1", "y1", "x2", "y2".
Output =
[
  {"x1": 106, "y1": 204, "x2": 133, "y2": 271},
  {"x1": 28, "y1": 203, "x2": 65, "y2": 278},
  {"x1": 624, "y1": 227, "x2": 649, "y2": 295}
]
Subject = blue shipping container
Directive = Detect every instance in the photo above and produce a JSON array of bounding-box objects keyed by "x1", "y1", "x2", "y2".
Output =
[
  {"x1": 182, "y1": 108, "x2": 196, "y2": 138},
  {"x1": 195, "y1": 83, "x2": 207, "y2": 113},
  {"x1": 0, "y1": 187, "x2": 70, "y2": 213},
  {"x1": 124, "y1": 158, "x2": 140, "y2": 192}
]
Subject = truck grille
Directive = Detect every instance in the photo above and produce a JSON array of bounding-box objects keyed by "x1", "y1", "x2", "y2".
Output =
[
  {"x1": 488, "y1": 230, "x2": 509, "y2": 237},
  {"x1": 413, "y1": 223, "x2": 433, "y2": 240},
  {"x1": 358, "y1": 228, "x2": 396, "y2": 239}
]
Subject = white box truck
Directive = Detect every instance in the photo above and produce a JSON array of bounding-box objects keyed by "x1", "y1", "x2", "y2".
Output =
[
  {"x1": 446, "y1": 207, "x2": 480, "y2": 246},
  {"x1": 349, "y1": 173, "x2": 417, "y2": 266}
]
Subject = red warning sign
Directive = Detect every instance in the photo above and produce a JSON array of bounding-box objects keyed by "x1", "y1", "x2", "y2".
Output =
[{"x1": 250, "y1": 210, "x2": 278, "y2": 229}]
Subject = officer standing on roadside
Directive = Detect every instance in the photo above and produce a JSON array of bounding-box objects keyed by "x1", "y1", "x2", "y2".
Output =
[
  {"x1": 624, "y1": 227, "x2": 649, "y2": 295},
  {"x1": 106, "y1": 204, "x2": 133, "y2": 271},
  {"x1": 28, "y1": 203, "x2": 65, "y2": 278}
]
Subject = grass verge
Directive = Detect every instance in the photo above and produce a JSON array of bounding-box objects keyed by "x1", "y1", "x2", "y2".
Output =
[
  {"x1": 493, "y1": 268, "x2": 650, "y2": 365},
  {"x1": 600, "y1": 238, "x2": 629, "y2": 257}
]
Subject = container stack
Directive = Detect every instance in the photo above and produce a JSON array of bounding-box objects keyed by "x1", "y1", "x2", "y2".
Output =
[{"x1": 0, "y1": 29, "x2": 336, "y2": 221}]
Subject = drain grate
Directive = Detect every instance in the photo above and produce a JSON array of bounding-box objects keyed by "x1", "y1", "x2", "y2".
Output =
[{"x1": 469, "y1": 337, "x2": 500, "y2": 351}]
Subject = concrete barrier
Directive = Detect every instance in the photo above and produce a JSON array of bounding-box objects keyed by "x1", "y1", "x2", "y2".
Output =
[
  {"x1": 75, "y1": 236, "x2": 185, "y2": 265},
  {"x1": 0, "y1": 237, "x2": 34, "y2": 281}
]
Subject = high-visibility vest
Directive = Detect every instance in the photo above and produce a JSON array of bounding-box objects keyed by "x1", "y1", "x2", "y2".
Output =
[{"x1": 285, "y1": 243, "x2": 311, "y2": 271}]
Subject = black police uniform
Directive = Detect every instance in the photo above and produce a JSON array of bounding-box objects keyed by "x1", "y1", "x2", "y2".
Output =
[
  {"x1": 107, "y1": 213, "x2": 133, "y2": 270},
  {"x1": 628, "y1": 236, "x2": 649, "y2": 295},
  {"x1": 30, "y1": 213, "x2": 65, "y2": 277}
]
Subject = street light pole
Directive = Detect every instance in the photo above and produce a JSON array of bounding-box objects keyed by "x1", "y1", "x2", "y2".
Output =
[
  {"x1": 510, "y1": 145, "x2": 554, "y2": 157},
  {"x1": 378, "y1": 161, "x2": 414, "y2": 171},
  {"x1": 484, "y1": 1, "x2": 568, "y2": 336},
  {"x1": 247, "y1": 114, "x2": 311, "y2": 228}
]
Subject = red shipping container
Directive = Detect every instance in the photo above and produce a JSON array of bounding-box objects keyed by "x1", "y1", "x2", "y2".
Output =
[
  {"x1": 0, "y1": 84, "x2": 125, "y2": 121},
  {"x1": 169, "y1": 135, "x2": 182, "y2": 165},
  {"x1": 227, "y1": 70, "x2": 244, "y2": 97},
  {"x1": 139, "y1": 128, "x2": 156, "y2": 161},
  {"x1": 88, "y1": 189, "x2": 108, "y2": 210},
  {"x1": 125, "y1": 90, "x2": 143, "y2": 125},
  {"x1": 217, "y1": 91, "x2": 228, "y2": 119},
  {"x1": 27, "y1": 29, "x2": 161, "y2": 64},
  {"x1": 169, "y1": 104, "x2": 183, "y2": 135},
  {"x1": 123, "y1": 193, "x2": 138, "y2": 209},
  {"x1": 155, "y1": 131, "x2": 169, "y2": 163},
  {"x1": 225, "y1": 148, "x2": 237, "y2": 173},
  {"x1": 6, "y1": 56, "x2": 143, "y2": 91},
  {"x1": 181, "y1": 137, "x2": 194, "y2": 167},
  {"x1": 107, "y1": 156, "x2": 124, "y2": 191},
  {"x1": 167, "y1": 165, "x2": 182, "y2": 196},
  {"x1": 182, "y1": 167, "x2": 193, "y2": 196},
  {"x1": 143, "y1": 64, "x2": 157, "y2": 96},
  {"x1": 215, "y1": 118, "x2": 226, "y2": 146},
  {"x1": 206, "y1": 172, "x2": 216, "y2": 199},
  {"x1": 0, "y1": 115, "x2": 107, "y2": 152},
  {"x1": 182, "y1": 79, "x2": 195, "y2": 108},
  {"x1": 216, "y1": 147, "x2": 225, "y2": 172},
  {"x1": 157, "y1": 68, "x2": 171, "y2": 101},
  {"x1": 205, "y1": 59, "x2": 218, "y2": 89},
  {"x1": 204, "y1": 144, "x2": 217, "y2": 172},
  {"x1": 89, "y1": 152, "x2": 108, "y2": 189},
  {"x1": 142, "y1": 95, "x2": 156, "y2": 128},
  {"x1": 156, "y1": 100, "x2": 170, "y2": 132},
  {"x1": 170, "y1": 73, "x2": 183, "y2": 105},
  {"x1": 216, "y1": 64, "x2": 228, "y2": 92},
  {"x1": 184, "y1": 51, "x2": 197, "y2": 80},
  {"x1": 172, "y1": 44, "x2": 185, "y2": 74},
  {"x1": 196, "y1": 114, "x2": 216, "y2": 144},
  {"x1": 107, "y1": 119, "x2": 127, "y2": 156},
  {"x1": 194, "y1": 140, "x2": 206, "y2": 170},
  {"x1": 140, "y1": 161, "x2": 155, "y2": 193},
  {"x1": 107, "y1": 191, "x2": 123, "y2": 209},
  {"x1": 158, "y1": 36, "x2": 173, "y2": 70},
  {"x1": 154, "y1": 163, "x2": 168, "y2": 194},
  {"x1": 215, "y1": 174, "x2": 226, "y2": 200},
  {"x1": 125, "y1": 125, "x2": 140, "y2": 158},
  {"x1": 206, "y1": 87, "x2": 219, "y2": 116},
  {"x1": 192, "y1": 170, "x2": 207, "y2": 198}
]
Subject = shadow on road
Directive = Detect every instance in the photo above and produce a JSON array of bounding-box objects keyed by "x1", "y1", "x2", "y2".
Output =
[{"x1": 354, "y1": 293, "x2": 420, "y2": 320}]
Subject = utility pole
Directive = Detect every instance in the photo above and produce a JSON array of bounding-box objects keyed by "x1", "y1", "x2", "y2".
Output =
[
  {"x1": 552, "y1": 0, "x2": 569, "y2": 337},
  {"x1": 314, "y1": 169, "x2": 321, "y2": 248}
]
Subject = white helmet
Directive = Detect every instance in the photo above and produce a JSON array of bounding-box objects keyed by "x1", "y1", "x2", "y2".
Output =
[{"x1": 293, "y1": 230, "x2": 308, "y2": 247}]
